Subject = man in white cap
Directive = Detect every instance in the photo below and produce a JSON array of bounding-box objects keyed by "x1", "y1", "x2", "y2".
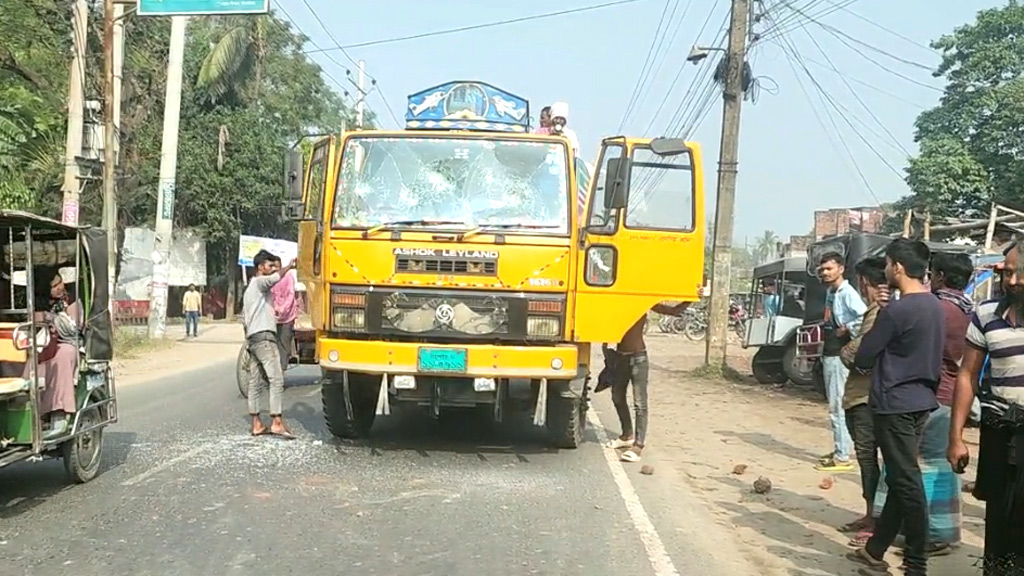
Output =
[{"x1": 549, "y1": 101, "x2": 580, "y2": 155}]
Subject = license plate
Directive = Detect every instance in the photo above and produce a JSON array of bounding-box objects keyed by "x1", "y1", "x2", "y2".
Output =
[{"x1": 417, "y1": 347, "x2": 467, "y2": 373}]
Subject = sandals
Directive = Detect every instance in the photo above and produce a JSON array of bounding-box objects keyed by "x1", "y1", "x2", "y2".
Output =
[
  {"x1": 894, "y1": 542, "x2": 953, "y2": 558},
  {"x1": 269, "y1": 427, "x2": 297, "y2": 440},
  {"x1": 620, "y1": 448, "x2": 642, "y2": 462},
  {"x1": 845, "y1": 549, "x2": 891, "y2": 575},
  {"x1": 604, "y1": 437, "x2": 633, "y2": 449},
  {"x1": 840, "y1": 517, "x2": 873, "y2": 533},
  {"x1": 848, "y1": 531, "x2": 873, "y2": 548}
]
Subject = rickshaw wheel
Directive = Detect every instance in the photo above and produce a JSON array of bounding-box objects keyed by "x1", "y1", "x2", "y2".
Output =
[
  {"x1": 62, "y1": 407, "x2": 103, "y2": 484},
  {"x1": 236, "y1": 344, "x2": 254, "y2": 399}
]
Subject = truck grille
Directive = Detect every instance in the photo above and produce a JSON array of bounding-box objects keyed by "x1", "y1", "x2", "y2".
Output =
[
  {"x1": 395, "y1": 255, "x2": 497, "y2": 275},
  {"x1": 379, "y1": 291, "x2": 510, "y2": 335}
]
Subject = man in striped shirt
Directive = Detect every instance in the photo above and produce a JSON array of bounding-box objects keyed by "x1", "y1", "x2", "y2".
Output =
[{"x1": 949, "y1": 242, "x2": 1024, "y2": 576}]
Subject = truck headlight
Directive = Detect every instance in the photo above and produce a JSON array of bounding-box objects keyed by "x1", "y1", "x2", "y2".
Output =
[
  {"x1": 527, "y1": 316, "x2": 560, "y2": 339},
  {"x1": 331, "y1": 289, "x2": 366, "y2": 330}
]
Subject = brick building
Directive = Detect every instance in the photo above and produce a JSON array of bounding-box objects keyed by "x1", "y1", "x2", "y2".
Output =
[{"x1": 813, "y1": 207, "x2": 886, "y2": 239}]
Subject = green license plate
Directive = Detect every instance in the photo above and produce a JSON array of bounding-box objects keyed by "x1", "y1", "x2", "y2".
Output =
[{"x1": 417, "y1": 347, "x2": 467, "y2": 373}]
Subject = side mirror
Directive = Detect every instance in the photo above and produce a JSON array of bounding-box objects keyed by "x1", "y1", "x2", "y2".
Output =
[
  {"x1": 649, "y1": 137, "x2": 690, "y2": 156},
  {"x1": 284, "y1": 148, "x2": 303, "y2": 201},
  {"x1": 282, "y1": 201, "x2": 304, "y2": 221},
  {"x1": 604, "y1": 157, "x2": 630, "y2": 210},
  {"x1": 12, "y1": 322, "x2": 50, "y2": 352}
]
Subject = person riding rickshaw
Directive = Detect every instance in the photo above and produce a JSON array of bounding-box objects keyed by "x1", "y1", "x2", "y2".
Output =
[{"x1": 0, "y1": 210, "x2": 117, "y2": 483}]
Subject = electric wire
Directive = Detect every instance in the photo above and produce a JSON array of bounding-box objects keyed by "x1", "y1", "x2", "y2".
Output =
[
  {"x1": 617, "y1": 0, "x2": 676, "y2": 133},
  {"x1": 302, "y1": 0, "x2": 646, "y2": 54}
]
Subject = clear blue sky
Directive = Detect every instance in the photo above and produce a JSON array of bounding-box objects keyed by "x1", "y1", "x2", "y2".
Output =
[{"x1": 278, "y1": 0, "x2": 994, "y2": 246}]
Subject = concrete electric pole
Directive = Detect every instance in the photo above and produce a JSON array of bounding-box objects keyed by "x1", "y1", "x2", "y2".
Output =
[
  {"x1": 102, "y1": 0, "x2": 125, "y2": 299},
  {"x1": 704, "y1": 0, "x2": 750, "y2": 367},
  {"x1": 147, "y1": 15, "x2": 187, "y2": 339},
  {"x1": 60, "y1": 0, "x2": 89, "y2": 225}
]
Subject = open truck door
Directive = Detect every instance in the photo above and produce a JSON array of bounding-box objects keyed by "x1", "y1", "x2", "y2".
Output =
[
  {"x1": 573, "y1": 137, "x2": 705, "y2": 343},
  {"x1": 285, "y1": 136, "x2": 336, "y2": 333}
]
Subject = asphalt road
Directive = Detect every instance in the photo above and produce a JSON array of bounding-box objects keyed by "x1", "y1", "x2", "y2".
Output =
[{"x1": 0, "y1": 359, "x2": 750, "y2": 576}]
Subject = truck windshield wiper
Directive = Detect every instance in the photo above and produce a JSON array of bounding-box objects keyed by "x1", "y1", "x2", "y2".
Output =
[
  {"x1": 481, "y1": 223, "x2": 562, "y2": 229},
  {"x1": 362, "y1": 219, "x2": 468, "y2": 238}
]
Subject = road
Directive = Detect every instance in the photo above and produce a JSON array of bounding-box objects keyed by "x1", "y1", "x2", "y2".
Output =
[{"x1": 0, "y1": 358, "x2": 754, "y2": 576}]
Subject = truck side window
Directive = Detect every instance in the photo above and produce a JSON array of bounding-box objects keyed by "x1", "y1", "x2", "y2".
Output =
[
  {"x1": 624, "y1": 147, "x2": 695, "y2": 232},
  {"x1": 304, "y1": 145, "x2": 329, "y2": 221},
  {"x1": 587, "y1": 144, "x2": 623, "y2": 231}
]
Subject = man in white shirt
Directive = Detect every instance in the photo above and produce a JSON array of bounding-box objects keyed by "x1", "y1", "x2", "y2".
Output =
[{"x1": 548, "y1": 101, "x2": 580, "y2": 155}]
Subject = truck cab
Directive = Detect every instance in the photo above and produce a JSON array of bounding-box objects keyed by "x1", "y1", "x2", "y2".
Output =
[{"x1": 285, "y1": 81, "x2": 705, "y2": 448}]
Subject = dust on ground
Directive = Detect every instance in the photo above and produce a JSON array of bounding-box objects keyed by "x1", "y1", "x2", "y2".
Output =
[
  {"x1": 113, "y1": 322, "x2": 243, "y2": 386},
  {"x1": 634, "y1": 334, "x2": 984, "y2": 576}
]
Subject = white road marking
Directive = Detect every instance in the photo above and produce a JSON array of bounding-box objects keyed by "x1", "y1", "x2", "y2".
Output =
[
  {"x1": 587, "y1": 410, "x2": 680, "y2": 576},
  {"x1": 304, "y1": 384, "x2": 321, "y2": 398},
  {"x1": 121, "y1": 443, "x2": 212, "y2": 487}
]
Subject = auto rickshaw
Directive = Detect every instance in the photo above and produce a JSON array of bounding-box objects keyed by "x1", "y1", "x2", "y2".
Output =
[
  {"x1": 0, "y1": 210, "x2": 117, "y2": 483},
  {"x1": 743, "y1": 255, "x2": 816, "y2": 385},
  {"x1": 235, "y1": 278, "x2": 316, "y2": 398}
]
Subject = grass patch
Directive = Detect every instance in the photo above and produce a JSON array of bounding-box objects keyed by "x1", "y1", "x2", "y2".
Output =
[
  {"x1": 113, "y1": 326, "x2": 176, "y2": 359},
  {"x1": 686, "y1": 362, "x2": 746, "y2": 383}
]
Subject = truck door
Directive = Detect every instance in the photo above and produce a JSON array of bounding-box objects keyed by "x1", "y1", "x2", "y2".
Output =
[
  {"x1": 297, "y1": 137, "x2": 334, "y2": 332},
  {"x1": 573, "y1": 137, "x2": 706, "y2": 343}
]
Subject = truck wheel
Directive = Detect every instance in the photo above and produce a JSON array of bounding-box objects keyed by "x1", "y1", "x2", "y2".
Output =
[
  {"x1": 322, "y1": 373, "x2": 377, "y2": 439},
  {"x1": 546, "y1": 388, "x2": 584, "y2": 449},
  {"x1": 63, "y1": 405, "x2": 104, "y2": 483}
]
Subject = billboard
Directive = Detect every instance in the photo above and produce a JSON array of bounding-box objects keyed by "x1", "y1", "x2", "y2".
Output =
[
  {"x1": 238, "y1": 235, "x2": 297, "y2": 267},
  {"x1": 137, "y1": 0, "x2": 269, "y2": 16},
  {"x1": 118, "y1": 227, "x2": 207, "y2": 300}
]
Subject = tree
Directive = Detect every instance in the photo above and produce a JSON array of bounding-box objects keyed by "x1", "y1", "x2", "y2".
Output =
[
  {"x1": 901, "y1": 1, "x2": 1024, "y2": 216},
  {"x1": 754, "y1": 230, "x2": 778, "y2": 264}
]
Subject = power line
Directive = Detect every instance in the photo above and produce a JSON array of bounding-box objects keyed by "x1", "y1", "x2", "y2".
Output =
[
  {"x1": 773, "y1": 30, "x2": 881, "y2": 205},
  {"x1": 617, "y1": 0, "x2": 678, "y2": 132},
  {"x1": 823, "y1": 0, "x2": 938, "y2": 55},
  {"x1": 640, "y1": 0, "x2": 719, "y2": 135},
  {"x1": 293, "y1": 0, "x2": 401, "y2": 127},
  {"x1": 303, "y1": 0, "x2": 646, "y2": 55}
]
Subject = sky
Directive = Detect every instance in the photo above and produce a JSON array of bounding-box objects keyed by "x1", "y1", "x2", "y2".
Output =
[{"x1": 277, "y1": 0, "x2": 996, "y2": 247}]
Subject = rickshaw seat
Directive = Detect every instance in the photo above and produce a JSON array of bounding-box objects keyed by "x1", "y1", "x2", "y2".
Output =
[
  {"x1": 0, "y1": 377, "x2": 29, "y2": 397},
  {"x1": 0, "y1": 322, "x2": 27, "y2": 379}
]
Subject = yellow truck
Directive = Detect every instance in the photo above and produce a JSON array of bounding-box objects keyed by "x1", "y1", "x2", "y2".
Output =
[{"x1": 283, "y1": 81, "x2": 705, "y2": 447}]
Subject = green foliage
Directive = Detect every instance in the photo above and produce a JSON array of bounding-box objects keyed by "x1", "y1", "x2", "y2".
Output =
[
  {"x1": 901, "y1": 1, "x2": 1024, "y2": 216},
  {"x1": 0, "y1": 2, "x2": 354, "y2": 287}
]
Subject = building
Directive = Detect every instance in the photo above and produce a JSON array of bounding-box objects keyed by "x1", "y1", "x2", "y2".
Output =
[{"x1": 813, "y1": 207, "x2": 885, "y2": 239}]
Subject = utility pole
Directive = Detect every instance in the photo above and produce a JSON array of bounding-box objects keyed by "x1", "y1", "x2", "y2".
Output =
[
  {"x1": 60, "y1": 0, "x2": 89, "y2": 225},
  {"x1": 102, "y1": 0, "x2": 125, "y2": 299},
  {"x1": 355, "y1": 60, "x2": 366, "y2": 128},
  {"x1": 704, "y1": 0, "x2": 750, "y2": 367},
  {"x1": 147, "y1": 15, "x2": 187, "y2": 339}
]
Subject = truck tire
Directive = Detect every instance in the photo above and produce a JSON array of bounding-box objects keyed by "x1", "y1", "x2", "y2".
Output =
[
  {"x1": 322, "y1": 372, "x2": 378, "y2": 440},
  {"x1": 546, "y1": 387, "x2": 584, "y2": 449}
]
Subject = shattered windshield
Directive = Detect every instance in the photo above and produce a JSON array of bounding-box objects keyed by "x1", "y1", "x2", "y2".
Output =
[{"x1": 331, "y1": 137, "x2": 570, "y2": 233}]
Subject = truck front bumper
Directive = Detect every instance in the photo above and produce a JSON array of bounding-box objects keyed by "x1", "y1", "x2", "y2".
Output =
[{"x1": 318, "y1": 338, "x2": 579, "y2": 380}]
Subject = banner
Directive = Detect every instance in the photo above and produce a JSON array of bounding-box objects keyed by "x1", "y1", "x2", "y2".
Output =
[{"x1": 238, "y1": 235, "x2": 297, "y2": 267}]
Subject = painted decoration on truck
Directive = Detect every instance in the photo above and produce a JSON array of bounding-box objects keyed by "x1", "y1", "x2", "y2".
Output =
[{"x1": 406, "y1": 81, "x2": 530, "y2": 132}]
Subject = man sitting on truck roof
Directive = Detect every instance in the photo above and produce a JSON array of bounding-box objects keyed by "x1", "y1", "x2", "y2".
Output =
[
  {"x1": 548, "y1": 101, "x2": 580, "y2": 154},
  {"x1": 534, "y1": 106, "x2": 552, "y2": 135}
]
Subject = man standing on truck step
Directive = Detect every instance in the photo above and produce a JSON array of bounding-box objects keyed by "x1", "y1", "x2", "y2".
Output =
[
  {"x1": 817, "y1": 251, "x2": 866, "y2": 473},
  {"x1": 243, "y1": 249, "x2": 297, "y2": 440},
  {"x1": 603, "y1": 302, "x2": 692, "y2": 463}
]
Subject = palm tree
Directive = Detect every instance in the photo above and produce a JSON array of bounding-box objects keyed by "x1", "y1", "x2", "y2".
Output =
[
  {"x1": 755, "y1": 229, "x2": 779, "y2": 264},
  {"x1": 196, "y1": 16, "x2": 269, "y2": 104}
]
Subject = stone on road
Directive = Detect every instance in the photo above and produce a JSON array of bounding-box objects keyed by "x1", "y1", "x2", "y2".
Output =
[{"x1": 0, "y1": 360, "x2": 753, "y2": 576}]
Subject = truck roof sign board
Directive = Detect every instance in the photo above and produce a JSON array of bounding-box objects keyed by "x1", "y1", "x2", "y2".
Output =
[
  {"x1": 406, "y1": 81, "x2": 531, "y2": 133},
  {"x1": 137, "y1": 0, "x2": 269, "y2": 16}
]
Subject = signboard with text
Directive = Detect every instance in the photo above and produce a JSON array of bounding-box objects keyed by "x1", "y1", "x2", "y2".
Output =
[
  {"x1": 137, "y1": 0, "x2": 269, "y2": 16},
  {"x1": 237, "y1": 235, "x2": 297, "y2": 268}
]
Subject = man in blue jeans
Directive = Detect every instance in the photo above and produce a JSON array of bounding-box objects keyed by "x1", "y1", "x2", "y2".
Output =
[{"x1": 817, "y1": 252, "x2": 866, "y2": 472}]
